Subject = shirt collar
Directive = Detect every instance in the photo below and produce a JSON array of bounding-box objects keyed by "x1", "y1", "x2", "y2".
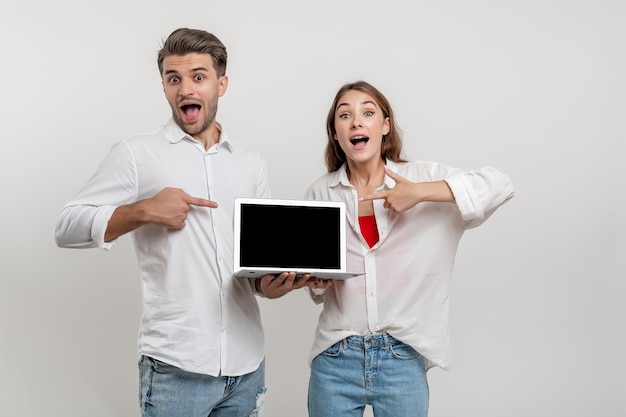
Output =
[
  {"x1": 329, "y1": 160, "x2": 403, "y2": 189},
  {"x1": 326, "y1": 164, "x2": 350, "y2": 188},
  {"x1": 164, "y1": 118, "x2": 188, "y2": 144},
  {"x1": 163, "y1": 119, "x2": 234, "y2": 152}
]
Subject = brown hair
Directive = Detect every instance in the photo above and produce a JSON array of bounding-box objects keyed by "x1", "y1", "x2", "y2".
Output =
[
  {"x1": 157, "y1": 28, "x2": 227, "y2": 77},
  {"x1": 324, "y1": 81, "x2": 406, "y2": 172}
]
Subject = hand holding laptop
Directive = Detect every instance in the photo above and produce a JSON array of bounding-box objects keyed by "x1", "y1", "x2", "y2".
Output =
[{"x1": 255, "y1": 272, "x2": 333, "y2": 299}]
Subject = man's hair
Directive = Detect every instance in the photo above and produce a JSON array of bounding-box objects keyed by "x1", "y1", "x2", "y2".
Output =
[
  {"x1": 324, "y1": 80, "x2": 406, "y2": 173},
  {"x1": 157, "y1": 28, "x2": 227, "y2": 77}
]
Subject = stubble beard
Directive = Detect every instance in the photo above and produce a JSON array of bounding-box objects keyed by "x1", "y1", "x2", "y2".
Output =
[{"x1": 173, "y1": 101, "x2": 218, "y2": 138}]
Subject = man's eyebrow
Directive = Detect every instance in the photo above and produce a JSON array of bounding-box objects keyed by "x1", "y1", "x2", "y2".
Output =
[{"x1": 163, "y1": 66, "x2": 210, "y2": 76}]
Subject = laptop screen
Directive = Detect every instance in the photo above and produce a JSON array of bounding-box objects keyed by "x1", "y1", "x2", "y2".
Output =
[{"x1": 237, "y1": 199, "x2": 343, "y2": 270}]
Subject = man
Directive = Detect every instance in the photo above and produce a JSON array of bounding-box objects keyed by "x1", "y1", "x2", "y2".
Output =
[{"x1": 55, "y1": 27, "x2": 306, "y2": 417}]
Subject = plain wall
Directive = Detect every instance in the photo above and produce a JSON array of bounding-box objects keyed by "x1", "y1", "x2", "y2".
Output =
[{"x1": 1, "y1": 1, "x2": 624, "y2": 416}]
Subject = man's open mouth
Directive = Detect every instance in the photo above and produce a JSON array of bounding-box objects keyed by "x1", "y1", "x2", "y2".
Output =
[{"x1": 180, "y1": 104, "x2": 201, "y2": 120}]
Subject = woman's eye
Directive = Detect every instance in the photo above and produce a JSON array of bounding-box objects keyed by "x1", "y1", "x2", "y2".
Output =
[
  {"x1": 339, "y1": 113, "x2": 350, "y2": 120},
  {"x1": 364, "y1": 111, "x2": 373, "y2": 117}
]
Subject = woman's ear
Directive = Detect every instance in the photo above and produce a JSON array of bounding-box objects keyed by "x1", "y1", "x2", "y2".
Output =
[{"x1": 382, "y1": 117, "x2": 391, "y2": 135}]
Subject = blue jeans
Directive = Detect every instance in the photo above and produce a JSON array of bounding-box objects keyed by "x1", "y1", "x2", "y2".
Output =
[
  {"x1": 308, "y1": 333, "x2": 429, "y2": 417},
  {"x1": 139, "y1": 356, "x2": 266, "y2": 417}
]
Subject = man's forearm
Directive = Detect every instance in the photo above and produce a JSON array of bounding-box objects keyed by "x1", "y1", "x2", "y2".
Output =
[{"x1": 104, "y1": 200, "x2": 151, "y2": 242}]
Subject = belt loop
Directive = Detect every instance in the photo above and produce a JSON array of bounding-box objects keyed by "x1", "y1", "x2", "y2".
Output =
[{"x1": 382, "y1": 332, "x2": 390, "y2": 351}]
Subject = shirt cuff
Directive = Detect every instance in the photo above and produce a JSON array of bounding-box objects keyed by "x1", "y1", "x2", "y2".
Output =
[
  {"x1": 444, "y1": 175, "x2": 484, "y2": 221},
  {"x1": 306, "y1": 287, "x2": 326, "y2": 304},
  {"x1": 91, "y1": 205, "x2": 118, "y2": 250}
]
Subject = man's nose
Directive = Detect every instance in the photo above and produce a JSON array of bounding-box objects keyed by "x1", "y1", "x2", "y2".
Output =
[{"x1": 178, "y1": 78, "x2": 195, "y2": 96}]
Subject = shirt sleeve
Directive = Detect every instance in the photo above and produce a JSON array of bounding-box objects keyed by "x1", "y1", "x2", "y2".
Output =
[
  {"x1": 54, "y1": 141, "x2": 138, "y2": 250},
  {"x1": 444, "y1": 166, "x2": 515, "y2": 229},
  {"x1": 255, "y1": 158, "x2": 272, "y2": 199}
]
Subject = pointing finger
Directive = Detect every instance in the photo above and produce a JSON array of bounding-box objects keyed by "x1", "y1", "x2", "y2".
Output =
[
  {"x1": 186, "y1": 196, "x2": 218, "y2": 208},
  {"x1": 358, "y1": 191, "x2": 389, "y2": 203}
]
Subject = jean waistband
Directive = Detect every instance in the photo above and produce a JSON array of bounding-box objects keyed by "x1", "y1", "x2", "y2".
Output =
[{"x1": 345, "y1": 332, "x2": 402, "y2": 348}]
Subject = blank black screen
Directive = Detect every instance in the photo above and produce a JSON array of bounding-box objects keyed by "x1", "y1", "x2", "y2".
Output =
[{"x1": 239, "y1": 204, "x2": 341, "y2": 269}]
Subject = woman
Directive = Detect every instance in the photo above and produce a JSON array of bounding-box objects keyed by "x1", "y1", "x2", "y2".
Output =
[{"x1": 304, "y1": 81, "x2": 515, "y2": 417}]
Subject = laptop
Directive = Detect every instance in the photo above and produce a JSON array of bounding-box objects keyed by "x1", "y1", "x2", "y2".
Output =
[{"x1": 233, "y1": 197, "x2": 363, "y2": 280}]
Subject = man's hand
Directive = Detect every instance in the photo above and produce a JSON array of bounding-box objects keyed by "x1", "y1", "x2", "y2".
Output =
[
  {"x1": 147, "y1": 187, "x2": 218, "y2": 229},
  {"x1": 105, "y1": 187, "x2": 218, "y2": 241},
  {"x1": 256, "y1": 272, "x2": 314, "y2": 299}
]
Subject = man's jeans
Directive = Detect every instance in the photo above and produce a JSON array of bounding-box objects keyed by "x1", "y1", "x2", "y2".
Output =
[
  {"x1": 139, "y1": 356, "x2": 266, "y2": 417},
  {"x1": 308, "y1": 333, "x2": 429, "y2": 417}
]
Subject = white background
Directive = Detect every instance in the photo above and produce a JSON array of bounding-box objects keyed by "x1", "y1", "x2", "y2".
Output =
[{"x1": 1, "y1": 1, "x2": 624, "y2": 416}]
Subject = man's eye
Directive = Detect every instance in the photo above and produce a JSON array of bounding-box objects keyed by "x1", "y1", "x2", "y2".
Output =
[
  {"x1": 194, "y1": 75, "x2": 205, "y2": 81},
  {"x1": 169, "y1": 76, "x2": 180, "y2": 83}
]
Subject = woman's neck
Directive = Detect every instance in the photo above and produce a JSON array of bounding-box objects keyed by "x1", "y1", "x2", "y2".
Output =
[
  {"x1": 347, "y1": 159, "x2": 386, "y2": 188},
  {"x1": 348, "y1": 159, "x2": 386, "y2": 218}
]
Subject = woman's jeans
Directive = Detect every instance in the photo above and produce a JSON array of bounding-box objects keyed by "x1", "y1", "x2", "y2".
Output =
[
  {"x1": 139, "y1": 356, "x2": 266, "y2": 417},
  {"x1": 308, "y1": 333, "x2": 429, "y2": 417}
]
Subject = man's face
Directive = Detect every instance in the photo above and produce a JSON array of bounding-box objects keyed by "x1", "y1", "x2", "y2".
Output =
[{"x1": 161, "y1": 53, "x2": 228, "y2": 144}]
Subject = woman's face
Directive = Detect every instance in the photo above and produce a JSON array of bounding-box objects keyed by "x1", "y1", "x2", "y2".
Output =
[{"x1": 333, "y1": 90, "x2": 390, "y2": 165}]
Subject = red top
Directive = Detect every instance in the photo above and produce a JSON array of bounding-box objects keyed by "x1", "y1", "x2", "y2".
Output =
[{"x1": 358, "y1": 215, "x2": 379, "y2": 248}]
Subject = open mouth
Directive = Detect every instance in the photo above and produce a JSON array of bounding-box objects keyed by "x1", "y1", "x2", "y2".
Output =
[
  {"x1": 180, "y1": 103, "x2": 201, "y2": 120},
  {"x1": 350, "y1": 136, "x2": 369, "y2": 145}
]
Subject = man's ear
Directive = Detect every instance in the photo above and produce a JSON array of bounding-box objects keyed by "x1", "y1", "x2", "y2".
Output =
[{"x1": 218, "y1": 75, "x2": 229, "y2": 97}]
